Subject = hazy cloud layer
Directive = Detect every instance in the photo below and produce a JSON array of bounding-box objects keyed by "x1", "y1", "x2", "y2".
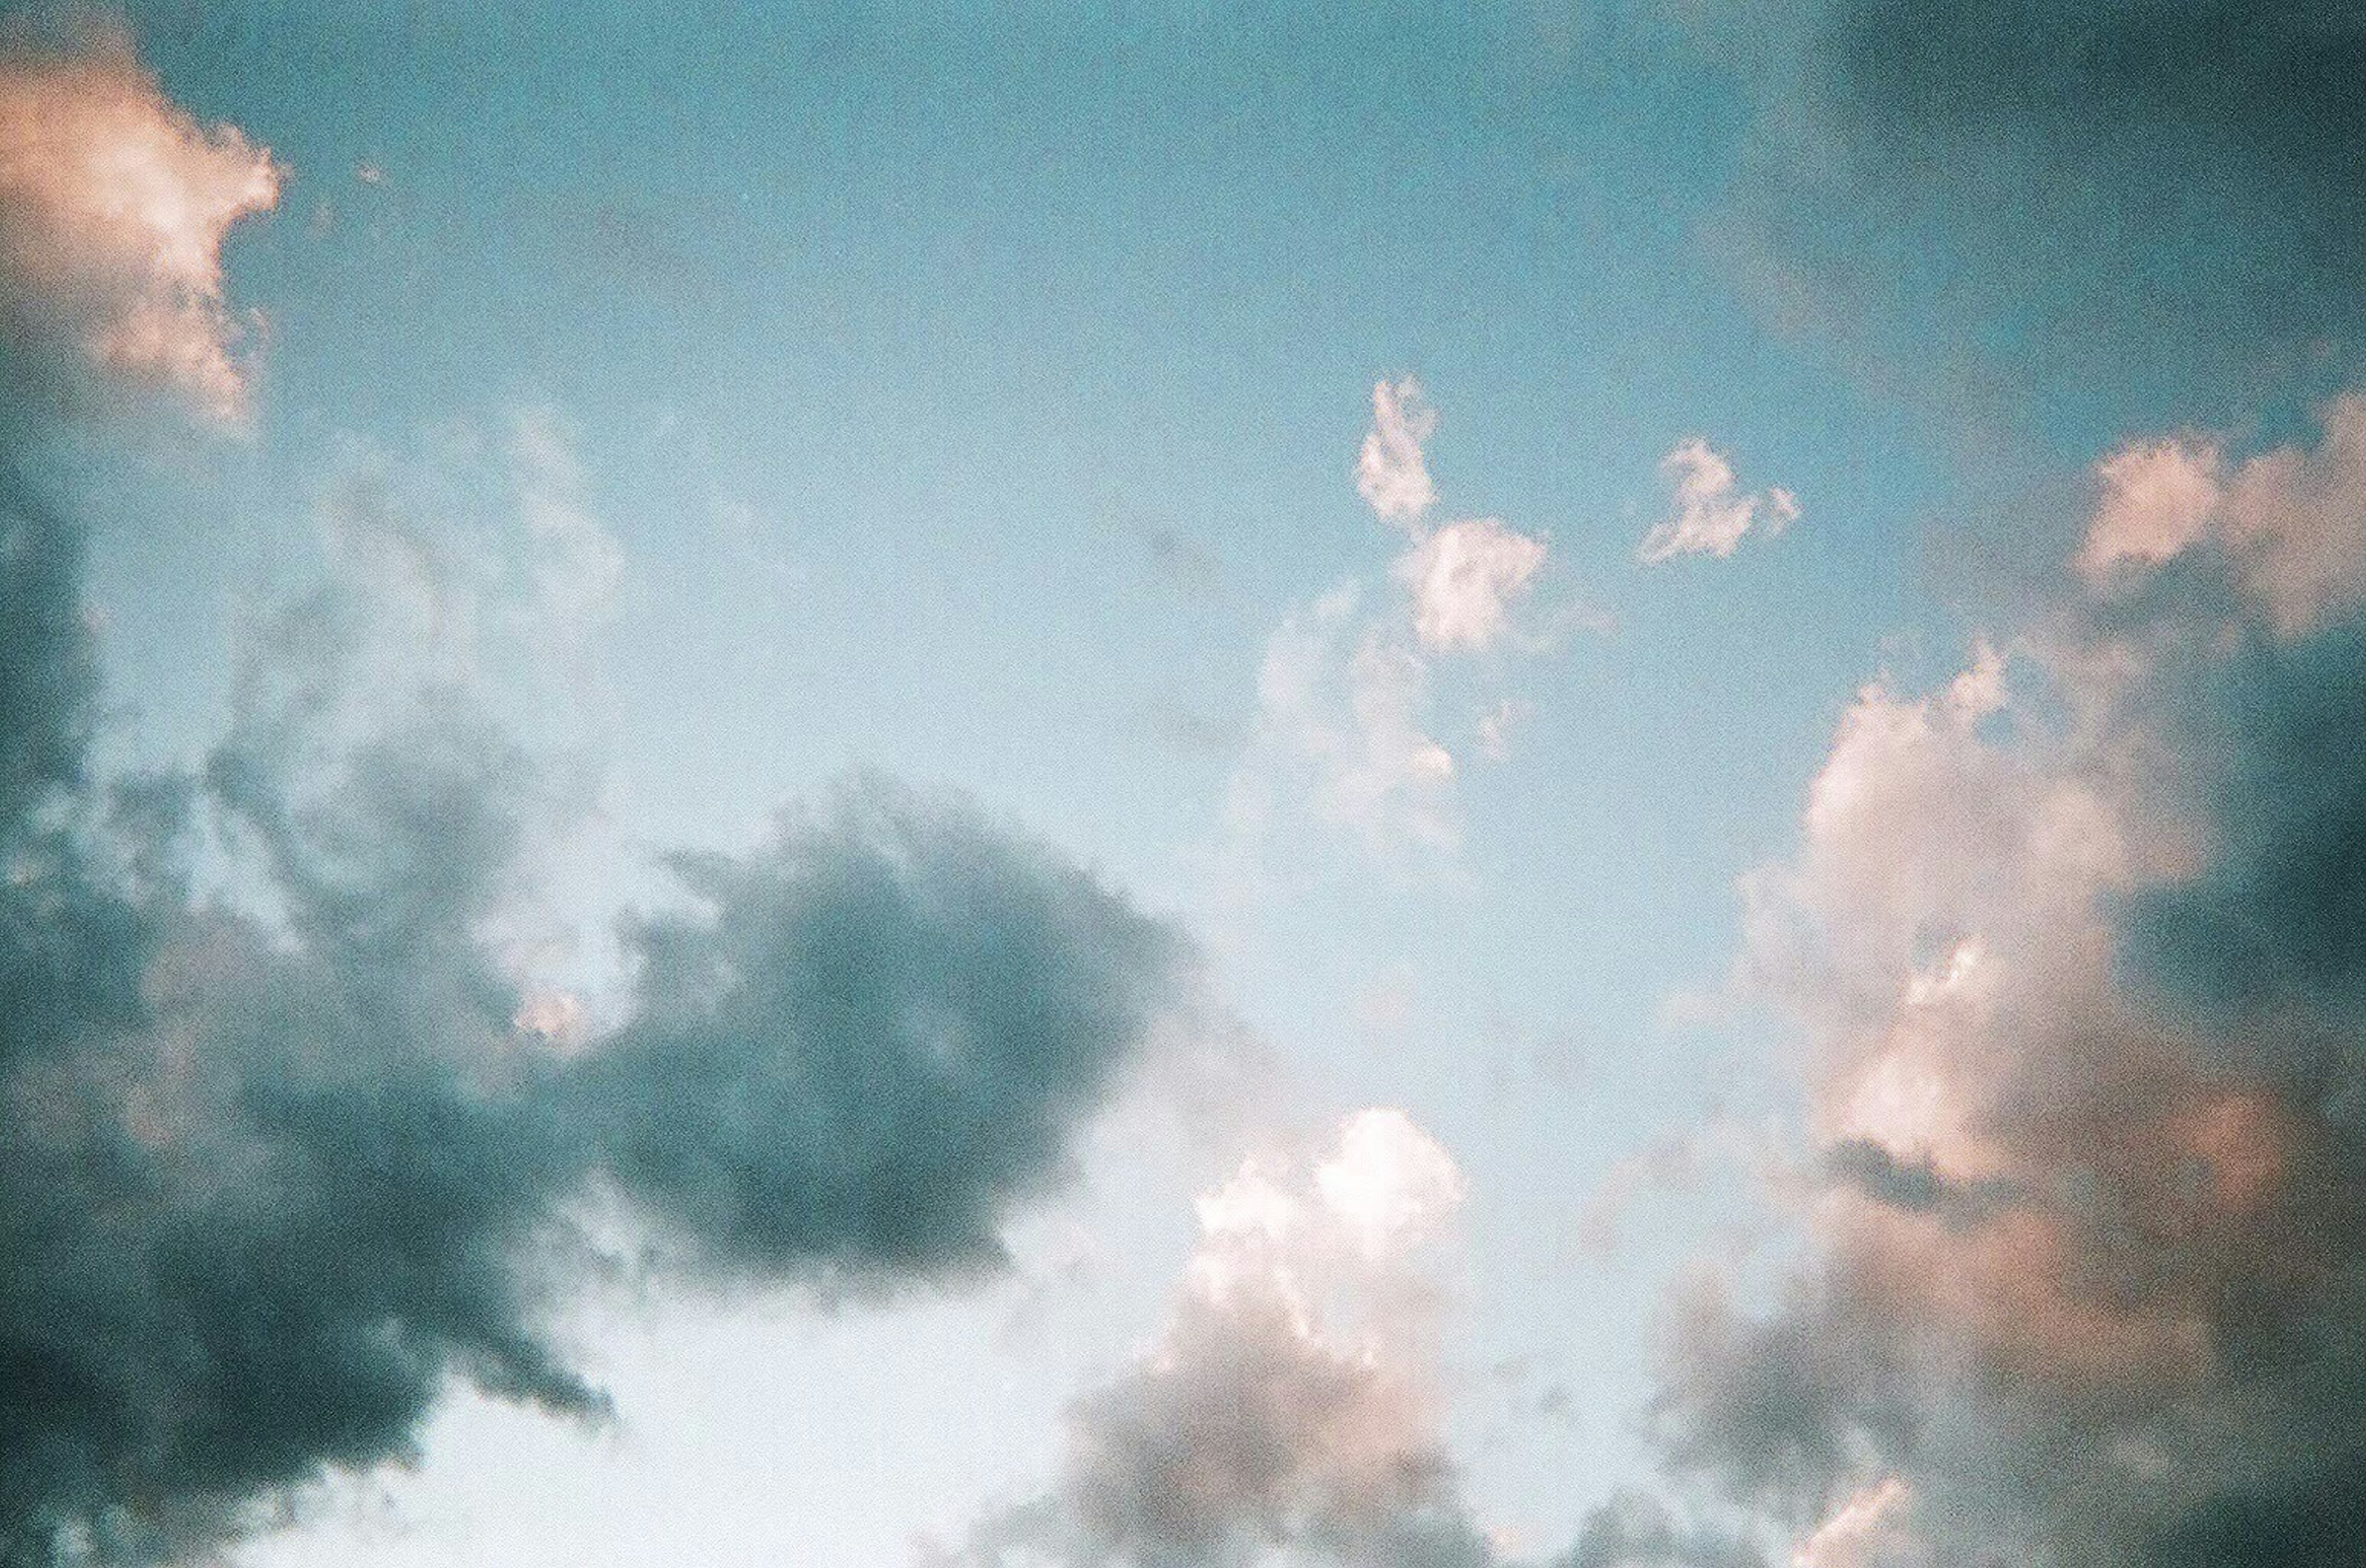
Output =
[{"x1": 1718, "y1": 1, "x2": 2366, "y2": 419}]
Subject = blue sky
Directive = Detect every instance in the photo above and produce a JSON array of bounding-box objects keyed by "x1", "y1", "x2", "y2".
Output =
[{"x1": 10, "y1": 5, "x2": 2366, "y2": 1567}]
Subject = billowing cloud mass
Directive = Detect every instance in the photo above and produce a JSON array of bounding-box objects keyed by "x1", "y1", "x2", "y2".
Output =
[
  {"x1": 0, "y1": 37, "x2": 1187, "y2": 1567},
  {"x1": 940, "y1": 1108, "x2": 1500, "y2": 1568},
  {"x1": 0, "y1": 30, "x2": 281, "y2": 422},
  {"x1": 1636, "y1": 441, "x2": 1797, "y2": 565},
  {"x1": 1646, "y1": 392, "x2": 2366, "y2": 1567},
  {"x1": 1357, "y1": 377, "x2": 1439, "y2": 527}
]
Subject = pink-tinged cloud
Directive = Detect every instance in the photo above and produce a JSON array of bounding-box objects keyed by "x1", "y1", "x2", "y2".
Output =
[
  {"x1": 1638, "y1": 439, "x2": 1799, "y2": 564},
  {"x1": 935, "y1": 1110, "x2": 1503, "y2": 1568},
  {"x1": 1391, "y1": 516, "x2": 1548, "y2": 651},
  {"x1": 2075, "y1": 394, "x2": 2366, "y2": 637},
  {"x1": 1657, "y1": 389, "x2": 2366, "y2": 1564},
  {"x1": 0, "y1": 33, "x2": 281, "y2": 420},
  {"x1": 2076, "y1": 438, "x2": 2222, "y2": 585},
  {"x1": 1357, "y1": 376, "x2": 1439, "y2": 527}
]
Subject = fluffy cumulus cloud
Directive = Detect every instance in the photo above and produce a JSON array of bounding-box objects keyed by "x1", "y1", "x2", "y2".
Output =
[
  {"x1": 0, "y1": 28, "x2": 281, "y2": 423},
  {"x1": 938, "y1": 1110, "x2": 1780, "y2": 1568},
  {"x1": 1636, "y1": 441, "x2": 1797, "y2": 566},
  {"x1": 937, "y1": 1108, "x2": 1500, "y2": 1568},
  {"x1": 0, "y1": 37, "x2": 1188, "y2": 1567},
  {"x1": 1644, "y1": 393, "x2": 2366, "y2": 1567}
]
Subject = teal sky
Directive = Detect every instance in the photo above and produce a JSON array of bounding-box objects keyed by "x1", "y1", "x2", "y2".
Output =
[{"x1": 13, "y1": 5, "x2": 2366, "y2": 1567}]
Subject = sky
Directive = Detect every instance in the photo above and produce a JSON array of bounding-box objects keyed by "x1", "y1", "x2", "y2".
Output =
[{"x1": 4, "y1": 4, "x2": 2366, "y2": 1567}]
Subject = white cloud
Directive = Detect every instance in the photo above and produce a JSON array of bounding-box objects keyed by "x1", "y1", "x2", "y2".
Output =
[
  {"x1": 1792, "y1": 1479, "x2": 1922, "y2": 1568},
  {"x1": 1637, "y1": 439, "x2": 1799, "y2": 564},
  {"x1": 0, "y1": 32, "x2": 281, "y2": 420},
  {"x1": 1391, "y1": 516, "x2": 1548, "y2": 651},
  {"x1": 1475, "y1": 697, "x2": 1531, "y2": 762},
  {"x1": 511, "y1": 408, "x2": 625, "y2": 636},
  {"x1": 1357, "y1": 376, "x2": 1439, "y2": 527},
  {"x1": 2075, "y1": 438, "x2": 2221, "y2": 585}
]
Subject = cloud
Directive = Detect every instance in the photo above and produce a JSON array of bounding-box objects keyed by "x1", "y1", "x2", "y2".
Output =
[
  {"x1": 935, "y1": 1107, "x2": 1786, "y2": 1568},
  {"x1": 0, "y1": 28, "x2": 280, "y2": 423},
  {"x1": 1235, "y1": 584, "x2": 1460, "y2": 859},
  {"x1": 1224, "y1": 383, "x2": 1579, "y2": 871},
  {"x1": 1, "y1": 436, "x2": 1190, "y2": 1561},
  {"x1": 1562, "y1": 1492, "x2": 1766, "y2": 1568},
  {"x1": 1358, "y1": 377, "x2": 1439, "y2": 527},
  {"x1": 1705, "y1": 2, "x2": 2366, "y2": 424},
  {"x1": 0, "y1": 39, "x2": 1190, "y2": 1563},
  {"x1": 1392, "y1": 518, "x2": 1549, "y2": 652},
  {"x1": 1643, "y1": 389, "x2": 2366, "y2": 1567},
  {"x1": 1788, "y1": 1480, "x2": 1921, "y2": 1568},
  {"x1": 4, "y1": 630, "x2": 1187, "y2": 1568},
  {"x1": 510, "y1": 408, "x2": 626, "y2": 638},
  {"x1": 1637, "y1": 442, "x2": 1797, "y2": 565},
  {"x1": 2075, "y1": 439, "x2": 2222, "y2": 586},
  {"x1": 2077, "y1": 392, "x2": 2366, "y2": 638},
  {"x1": 938, "y1": 1108, "x2": 1502, "y2": 1568}
]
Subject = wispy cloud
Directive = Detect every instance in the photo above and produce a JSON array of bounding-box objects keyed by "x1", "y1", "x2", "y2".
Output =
[
  {"x1": 1637, "y1": 440, "x2": 1798, "y2": 565},
  {"x1": 1357, "y1": 375, "x2": 1440, "y2": 528},
  {"x1": 1222, "y1": 383, "x2": 1590, "y2": 875}
]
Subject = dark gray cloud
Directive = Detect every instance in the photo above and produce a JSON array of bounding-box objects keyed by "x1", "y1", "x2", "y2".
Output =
[
  {"x1": 1716, "y1": 1, "x2": 2366, "y2": 429},
  {"x1": 569, "y1": 789, "x2": 1185, "y2": 1279},
  {"x1": 2123, "y1": 618, "x2": 2366, "y2": 1026},
  {"x1": 1557, "y1": 1492, "x2": 1764, "y2": 1568},
  {"x1": 0, "y1": 55, "x2": 1187, "y2": 1559},
  {"x1": 0, "y1": 469, "x2": 96, "y2": 835},
  {"x1": 1818, "y1": 1139, "x2": 2020, "y2": 1227},
  {"x1": 2, "y1": 636, "x2": 1185, "y2": 1568}
]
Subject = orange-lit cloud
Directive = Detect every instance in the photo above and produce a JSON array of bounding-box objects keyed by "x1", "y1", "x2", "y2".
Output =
[{"x1": 0, "y1": 31, "x2": 280, "y2": 420}]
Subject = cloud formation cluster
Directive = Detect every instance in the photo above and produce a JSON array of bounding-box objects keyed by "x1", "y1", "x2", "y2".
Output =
[
  {"x1": 0, "y1": 36, "x2": 1186, "y2": 1567},
  {"x1": 1649, "y1": 389, "x2": 2366, "y2": 1566},
  {"x1": 1228, "y1": 381, "x2": 1580, "y2": 864}
]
